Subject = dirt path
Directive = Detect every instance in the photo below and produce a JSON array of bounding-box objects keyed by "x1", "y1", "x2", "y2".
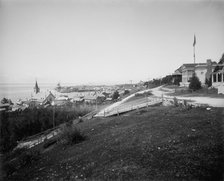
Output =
[{"x1": 152, "y1": 86, "x2": 224, "y2": 107}]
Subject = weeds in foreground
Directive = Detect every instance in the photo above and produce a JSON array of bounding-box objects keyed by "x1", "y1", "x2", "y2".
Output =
[
  {"x1": 3, "y1": 147, "x2": 40, "y2": 177},
  {"x1": 59, "y1": 124, "x2": 86, "y2": 145}
]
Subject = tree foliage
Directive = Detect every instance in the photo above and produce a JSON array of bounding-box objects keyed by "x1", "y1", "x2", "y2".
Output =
[
  {"x1": 0, "y1": 104, "x2": 92, "y2": 153},
  {"x1": 205, "y1": 76, "x2": 212, "y2": 87},
  {"x1": 123, "y1": 89, "x2": 130, "y2": 95},
  {"x1": 1, "y1": 98, "x2": 13, "y2": 105},
  {"x1": 112, "y1": 91, "x2": 120, "y2": 100},
  {"x1": 189, "y1": 73, "x2": 201, "y2": 91}
]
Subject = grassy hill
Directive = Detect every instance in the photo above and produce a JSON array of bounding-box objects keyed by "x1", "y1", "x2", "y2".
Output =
[{"x1": 5, "y1": 106, "x2": 224, "y2": 181}]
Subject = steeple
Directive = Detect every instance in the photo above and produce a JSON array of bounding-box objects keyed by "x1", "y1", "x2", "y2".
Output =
[{"x1": 34, "y1": 80, "x2": 40, "y2": 94}]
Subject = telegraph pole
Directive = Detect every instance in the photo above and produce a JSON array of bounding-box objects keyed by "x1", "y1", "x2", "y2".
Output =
[{"x1": 52, "y1": 101, "x2": 55, "y2": 128}]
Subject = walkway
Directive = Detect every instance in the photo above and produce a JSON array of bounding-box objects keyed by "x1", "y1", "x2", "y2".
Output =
[{"x1": 152, "y1": 86, "x2": 224, "y2": 107}]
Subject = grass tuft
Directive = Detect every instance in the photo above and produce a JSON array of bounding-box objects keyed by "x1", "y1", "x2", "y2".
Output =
[{"x1": 59, "y1": 124, "x2": 86, "y2": 145}]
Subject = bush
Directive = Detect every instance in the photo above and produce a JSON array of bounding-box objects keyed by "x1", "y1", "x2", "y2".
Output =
[
  {"x1": 205, "y1": 76, "x2": 212, "y2": 87},
  {"x1": 123, "y1": 90, "x2": 130, "y2": 95},
  {"x1": 59, "y1": 124, "x2": 86, "y2": 145},
  {"x1": 189, "y1": 73, "x2": 201, "y2": 91},
  {"x1": 19, "y1": 150, "x2": 40, "y2": 166},
  {"x1": 173, "y1": 97, "x2": 178, "y2": 107},
  {"x1": 112, "y1": 91, "x2": 120, "y2": 100},
  {"x1": 3, "y1": 148, "x2": 40, "y2": 177}
]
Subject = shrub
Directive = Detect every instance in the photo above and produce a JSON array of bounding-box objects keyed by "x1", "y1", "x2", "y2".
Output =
[
  {"x1": 135, "y1": 91, "x2": 152, "y2": 97},
  {"x1": 183, "y1": 100, "x2": 188, "y2": 107},
  {"x1": 112, "y1": 91, "x2": 120, "y2": 100},
  {"x1": 59, "y1": 125, "x2": 86, "y2": 145},
  {"x1": 205, "y1": 76, "x2": 212, "y2": 87},
  {"x1": 189, "y1": 73, "x2": 201, "y2": 91},
  {"x1": 123, "y1": 90, "x2": 130, "y2": 95},
  {"x1": 19, "y1": 150, "x2": 40, "y2": 166},
  {"x1": 173, "y1": 97, "x2": 178, "y2": 107},
  {"x1": 3, "y1": 148, "x2": 40, "y2": 177}
]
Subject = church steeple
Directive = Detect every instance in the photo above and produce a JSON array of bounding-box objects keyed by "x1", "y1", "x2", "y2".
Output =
[{"x1": 34, "y1": 80, "x2": 40, "y2": 94}]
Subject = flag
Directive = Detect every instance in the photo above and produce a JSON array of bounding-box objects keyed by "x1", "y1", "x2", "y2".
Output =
[{"x1": 193, "y1": 35, "x2": 196, "y2": 46}]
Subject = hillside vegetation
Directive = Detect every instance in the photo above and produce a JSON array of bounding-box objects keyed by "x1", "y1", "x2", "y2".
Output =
[{"x1": 4, "y1": 106, "x2": 224, "y2": 181}]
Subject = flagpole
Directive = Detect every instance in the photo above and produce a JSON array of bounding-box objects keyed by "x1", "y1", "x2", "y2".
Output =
[
  {"x1": 193, "y1": 34, "x2": 196, "y2": 64},
  {"x1": 194, "y1": 45, "x2": 195, "y2": 64}
]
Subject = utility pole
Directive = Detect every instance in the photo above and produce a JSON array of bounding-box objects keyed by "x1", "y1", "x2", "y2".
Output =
[
  {"x1": 95, "y1": 98, "x2": 98, "y2": 110},
  {"x1": 148, "y1": 77, "x2": 150, "y2": 89},
  {"x1": 52, "y1": 101, "x2": 55, "y2": 128}
]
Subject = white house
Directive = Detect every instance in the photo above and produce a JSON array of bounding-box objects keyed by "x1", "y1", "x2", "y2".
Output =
[
  {"x1": 211, "y1": 54, "x2": 224, "y2": 94},
  {"x1": 177, "y1": 59, "x2": 217, "y2": 87}
]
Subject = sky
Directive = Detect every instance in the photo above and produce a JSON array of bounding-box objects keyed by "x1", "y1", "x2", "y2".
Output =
[{"x1": 0, "y1": 0, "x2": 224, "y2": 85}]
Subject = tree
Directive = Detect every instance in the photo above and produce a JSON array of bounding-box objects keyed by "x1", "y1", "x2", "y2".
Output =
[
  {"x1": 173, "y1": 76, "x2": 181, "y2": 86},
  {"x1": 161, "y1": 75, "x2": 173, "y2": 85},
  {"x1": 189, "y1": 73, "x2": 201, "y2": 91},
  {"x1": 205, "y1": 76, "x2": 212, "y2": 87},
  {"x1": 123, "y1": 89, "x2": 130, "y2": 95},
  {"x1": 0, "y1": 111, "x2": 16, "y2": 152},
  {"x1": 112, "y1": 91, "x2": 120, "y2": 100},
  {"x1": 1, "y1": 98, "x2": 13, "y2": 105}
]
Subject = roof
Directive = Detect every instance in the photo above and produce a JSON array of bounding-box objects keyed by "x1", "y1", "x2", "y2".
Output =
[
  {"x1": 213, "y1": 54, "x2": 224, "y2": 73},
  {"x1": 72, "y1": 97, "x2": 84, "y2": 101},
  {"x1": 182, "y1": 63, "x2": 206, "y2": 69},
  {"x1": 0, "y1": 102, "x2": 10, "y2": 108},
  {"x1": 178, "y1": 62, "x2": 217, "y2": 72},
  {"x1": 55, "y1": 96, "x2": 69, "y2": 101},
  {"x1": 30, "y1": 91, "x2": 55, "y2": 102},
  {"x1": 84, "y1": 96, "x2": 97, "y2": 100}
]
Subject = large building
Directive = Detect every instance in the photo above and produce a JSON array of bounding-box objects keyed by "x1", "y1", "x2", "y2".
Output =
[
  {"x1": 174, "y1": 59, "x2": 217, "y2": 87},
  {"x1": 211, "y1": 54, "x2": 224, "y2": 94}
]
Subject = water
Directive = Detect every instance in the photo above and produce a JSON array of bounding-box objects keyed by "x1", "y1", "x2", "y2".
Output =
[{"x1": 0, "y1": 83, "x2": 56, "y2": 103}]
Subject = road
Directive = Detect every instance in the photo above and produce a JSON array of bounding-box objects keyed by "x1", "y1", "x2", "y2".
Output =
[
  {"x1": 152, "y1": 86, "x2": 224, "y2": 107},
  {"x1": 95, "y1": 88, "x2": 162, "y2": 117},
  {"x1": 95, "y1": 85, "x2": 224, "y2": 117}
]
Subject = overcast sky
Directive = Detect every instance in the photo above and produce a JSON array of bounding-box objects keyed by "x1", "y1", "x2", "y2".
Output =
[{"x1": 0, "y1": 0, "x2": 224, "y2": 85}]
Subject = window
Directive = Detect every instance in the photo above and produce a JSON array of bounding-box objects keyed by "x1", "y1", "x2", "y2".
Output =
[
  {"x1": 213, "y1": 74, "x2": 216, "y2": 82},
  {"x1": 218, "y1": 73, "x2": 222, "y2": 82}
]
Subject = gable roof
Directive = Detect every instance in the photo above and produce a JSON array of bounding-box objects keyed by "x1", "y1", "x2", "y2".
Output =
[
  {"x1": 213, "y1": 54, "x2": 224, "y2": 73},
  {"x1": 177, "y1": 61, "x2": 217, "y2": 72}
]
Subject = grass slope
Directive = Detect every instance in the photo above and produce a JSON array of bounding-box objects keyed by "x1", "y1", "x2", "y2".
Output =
[{"x1": 8, "y1": 106, "x2": 224, "y2": 181}]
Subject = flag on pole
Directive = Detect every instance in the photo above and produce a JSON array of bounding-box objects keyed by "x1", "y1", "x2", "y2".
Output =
[{"x1": 193, "y1": 35, "x2": 196, "y2": 46}]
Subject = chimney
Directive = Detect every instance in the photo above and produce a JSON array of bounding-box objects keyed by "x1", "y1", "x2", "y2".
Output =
[
  {"x1": 206, "y1": 59, "x2": 212, "y2": 80},
  {"x1": 207, "y1": 59, "x2": 212, "y2": 66}
]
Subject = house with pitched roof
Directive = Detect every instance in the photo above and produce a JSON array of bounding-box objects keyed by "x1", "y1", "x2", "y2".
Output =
[
  {"x1": 175, "y1": 60, "x2": 217, "y2": 87},
  {"x1": 29, "y1": 91, "x2": 56, "y2": 107},
  {"x1": 211, "y1": 54, "x2": 224, "y2": 94}
]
